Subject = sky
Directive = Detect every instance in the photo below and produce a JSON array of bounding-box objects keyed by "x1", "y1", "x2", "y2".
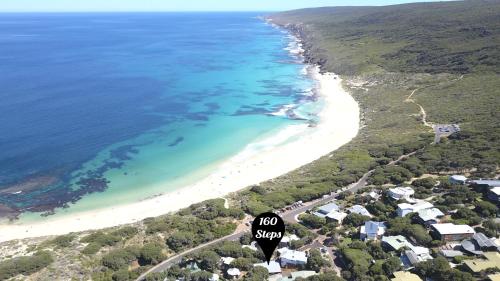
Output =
[{"x1": 0, "y1": 0, "x2": 454, "y2": 12}]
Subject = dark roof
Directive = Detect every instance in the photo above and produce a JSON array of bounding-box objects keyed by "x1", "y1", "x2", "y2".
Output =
[
  {"x1": 473, "y1": 233, "x2": 499, "y2": 249},
  {"x1": 461, "y1": 239, "x2": 483, "y2": 255}
]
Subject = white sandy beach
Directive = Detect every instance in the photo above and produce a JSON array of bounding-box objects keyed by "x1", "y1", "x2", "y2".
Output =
[{"x1": 0, "y1": 66, "x2": 360, "y2": 242}]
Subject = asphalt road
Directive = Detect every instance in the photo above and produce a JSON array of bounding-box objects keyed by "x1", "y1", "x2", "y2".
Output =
[{"x1": 136, "y1": 230, "x2": 249, "y2": 281}]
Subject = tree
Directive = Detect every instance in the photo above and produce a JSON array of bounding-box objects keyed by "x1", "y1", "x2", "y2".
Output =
[
  {"x1": 112, "y1": 269, "x2": 130, "y2": 281},
  {"x1": 101, "y1": 248, "x2": 139, "y2": 270},
  {"x1": 474, "y1": 201, "x2": 498, "y2": 217},
  {"x1": 299, "y1": 213, "x2": 326, "y2": 229},
  {"x1": 231, "y1": 257, "x2": 254, "y2": 271},
  {"x1": 198, "y1": 250, "x2": 220, "y2": 272},
  {"x1": 139, "y1": 243, "x2": 164, "y2": 265},
  {"x1": 343, "y1": 213, "x2": 370, "y2": 227},
  {"x1": 411, "y1": 177, "x2": 436, "y2": 189},
  {"x1": 167, "y1": 231, "x2": 196, "y2": 252},
  {"x1": 307, "y1": 249, "x2": 330, "y2": 272},
  {"x1": 382, "y1": 256, "x2": 402, "y2": 275},
  {"x1": 244, "y1": 266, "x2": 269, "y2": 281}
]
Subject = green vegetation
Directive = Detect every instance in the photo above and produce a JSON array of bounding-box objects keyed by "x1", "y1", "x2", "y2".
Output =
[{"x1": 0, "y1": 251, "x2": 53, "y2": 280}]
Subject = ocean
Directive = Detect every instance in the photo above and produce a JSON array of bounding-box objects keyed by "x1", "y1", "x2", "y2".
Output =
[{"x1": 0, "y1": 12, "x2": 319, "y2": 221}]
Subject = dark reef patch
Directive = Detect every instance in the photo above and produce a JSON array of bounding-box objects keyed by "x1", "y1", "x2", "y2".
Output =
[{"x1": 168, "y1": 137, "x2": 185, "y2": 147}]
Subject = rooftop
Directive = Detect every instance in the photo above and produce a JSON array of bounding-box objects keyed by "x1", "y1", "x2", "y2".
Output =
[
  {"x1": 490, "y1": 186, "x2": 500, "y2": 195},
  {"x1": 473, "y1": 232, "x2": 498, "y2": 249},
  {"x1": 254, "y1": 261, "x2": 282, "y2": 274},
  {"x1": 417, "y1": 207, "x2": 444, "y2": 222},
  {"x1": 463, "y1": 252, "x2": 500, "y2": 272},
  {"x1": 227, "y1": 268, "x2": 241, "y2": 276},
  {"x1": 432, "y1": 223, "x2": 475, "y2": 235},
  {"x1": 316, "y1": 202, "x2": 340, "y2": 214},
  {"x1": 398, "y1": 201, "x2": 434, "y2": 212},
  {"x1": 325, "y1": 210, "x2": 347, "y2": 221},
  {"x1": 470, "y1": 179, "x2": 500, "y2": 187},
  {"x1": 450, "y1": 175, "x2": 467, "y2": 181},
  {"x1": 280, "y1": 249, "x2": 307, "y2": 263},
  {"x1": 362, "y1": 221, "x2": 387, "y2": 236},
  {"x1": 348, "y1": 205, "x2": 372, "y2": 217},
  {"x1": 389, "y1": 187, "x2": 415, "y2": 196},
  {"x1": 391, "y1": 271, "x2": 422, "y2": 281}
]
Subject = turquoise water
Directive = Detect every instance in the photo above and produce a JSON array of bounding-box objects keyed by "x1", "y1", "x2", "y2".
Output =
[{"x1": 0, "y1": 13, "x2": 318, "y2": 220}]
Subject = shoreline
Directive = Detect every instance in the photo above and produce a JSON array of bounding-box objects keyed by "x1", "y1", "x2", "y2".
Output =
[
  {"x1": 0, "y1": 31, "x2": 360, "y2": 242},
  {"x1": 0, "y1": 67, "x2": 360, "y2": 243}
]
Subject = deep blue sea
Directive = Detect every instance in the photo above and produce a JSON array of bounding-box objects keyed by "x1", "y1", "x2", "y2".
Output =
[{"x1": 0, "y1": 13, "x2": 318, "y2": 219}]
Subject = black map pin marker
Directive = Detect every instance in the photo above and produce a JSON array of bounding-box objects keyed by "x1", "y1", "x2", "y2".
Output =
[{"x1": 252, "y1": 212, "x2": 285, "y2": 264}]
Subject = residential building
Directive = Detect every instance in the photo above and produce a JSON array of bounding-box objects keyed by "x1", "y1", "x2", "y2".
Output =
[
  {"x1": 221, "y1": 257, "x2": 235, "y2": 266},
  {"x1": 226, "y1": 268, "x2": 241, "y2": 279},
  {"x1": 279, "y1": 249, "x2": 308, "y2": 267},
  {"x1": 488, "y1": 273, "x2": 500, "y2": 281},
  {"x1": 325, "y1": 210, "x2": 348, "y2": 224},
  {"x1": 463, "y1": 252, "x2": 500, "y2": 273},
  {"x1": 209, "y1": 274, "x2": 219, "y2": 281},
  {"x1": 388, "y1": 187, "x2": 415, "y2": 201},
  {"x1": 391, "y1": 271, "x2": 422, "y2": 281},
  {"x1": 450, "y1": 175, "x2": 467, "y2": 185},
  {"x1": 382, "y1": 235, "x2": 411, "y2": 251},
  {"x1": 401, "y1": 248, "x2": 433, "y2": 268},
  {"x1": 254, "y1": 261, "x2": 282, "y2": 274},
  {"x1": 417, "y1": 207, "x2": 445, "y2": 225},
  {"x1": 360, "y1": 221, "x2": 387, "y2": 240},
  {"x1": 288, "y1": 271, "x2": 317, "y2": 280},
  {"x1": 397, "y1": 201, "x2": 434, "y2": 217},
  {"x1": 382, "y1": 235, "x2": 431, "y2": 260},
  {"x1": 431, "y1": 223, "x2": 475, "y2": 241},
  {"x1": 348, "y1": 205, "x2": 372, "y2": 217},
  {"x1": 279, "y1": 234, "x2": 300, "y2": 248},
  {"x1": 313, "y1": 202, "x2": 340, "y2": 218},
  {"x1": 488, "y1": 186, "x2": 500, "y2": 202},
  {"x1": 470, "y1": 179, "x2": 500, "y2": 188},
  {"x1": 462, "y1": 233, "x2": 499, "y2": 255}
]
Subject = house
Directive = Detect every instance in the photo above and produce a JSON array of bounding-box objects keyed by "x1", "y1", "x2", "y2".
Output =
[
  {"x1": 401, "y1": 248, "x2": 433, "y2": 268},
  {"x1": 431, "y1": 223, "x2": 475, "y2": 242},
  {"x1": 470, "y1": 179, "x2": 500, "y2": 188},
  {"x1": 209, "y1": 274, "x2": 219, "y2": 281},
  {"x1": 463, "y1": 252, "x2": 500, "y2": 273},
  {"x1": 440, "y1": 249, "x2": 465, "y2": 259},
  {"x1": 287, "y1": 271, "x2": 317, "y2": 280},
  {"x1": 488, "y1": 273, "x2": 500, "y2": 281},
  {"x1": 397, "y1": 201, "x2": 434, "y2": 217},
  {"x1": 254, "y1": 261, "x2": 282, "y2": 274},
  {"x1": 226, "y1": 268, "x2": 241, "y2": 279},
  {"x1": 488, "y1": 186, "x2": 500, "y2": 203},
  {"x1": 279, "y1": 249, "x2": 308, "y2": 267},
  {"x1": 221, "y1": 257, "x2": 235, "y2": 266},
  {"x1": 382, "y1": 235, "x2": 411, "y2": 251},
  {"x1": 388, "y1": 187, "x2": 415, "y2": 201},
  {"x1": 391, "y1": 271, "x2": 422, "y2": 281},
  {"x1": 461, "y1": 233, "x2": 499, "y2": 255},
  {"x1": 360, "y1": 221, "x2": 387, "y2": 240},
  {"x1": 417, "y1": 207, "x2": 445, "y2": 225},
  {"x1": 325, "y1": 210, "x2": 348, "y2": 224},
  {"x1": 382, "y1": 235, "x2": 430, "y2": 260},
  {"x1": 313, "y1": 202, "x2": 340, "y2": 218},
  {"x1": 450, "y1": 175, "x2": 467, "y2": 185},
  {"x1": 369, "y1": 191, "x2": 381, "y2": 201},
  {"x1": 348, "y1": 205, "x2": 372, "y2": 217},
  {"x1": 279, "y1": 234, "x2": 300, "y2": 247}
]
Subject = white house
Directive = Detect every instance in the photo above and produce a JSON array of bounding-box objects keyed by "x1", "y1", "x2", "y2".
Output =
[
  {"x1": 254, "y1": 261, "x2": 282, "y2": 274},
  {"x1": 417, "y1": 207, "x2": 445, "y2": 225},
  {"x1": 431, "y1": 223, "x2": 475, "y2": 241},
  {"x1": 279, "y1": 249, "x2": 308, "y2": 267},
  {"x1": 388, "y1": 187, "x2": 415, "y2": 201},
  {"x1": 348, "y1": 205, "x2": 372, "y2": 217},
  {"x1": 397, "y1": 201, "x2": 434, "y2": 217},
  {"x1": 280, "y1": 234, "x2": 300, "y2": 247},
  {"x1": 226, "y1": 268, "x2": 241, "y2": 279},
  {"x1": 325, "y1": 210, "x2": 348, "y2": 224},
  {"x1": 360, "y1": 221, "x2": 387, "y2": 240},
  {"x1": 221, "y1": 257, "x2": 235, "y2": 266},
  {"x1": 449, "y1": 175, "x2": 467, "y2": 184},
  {"x1": 209, "y1": 274, "x2": 219, "y2": 281},
  {"x1": 313, "y1": 202, "x2": 340, "y2": 218}
]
